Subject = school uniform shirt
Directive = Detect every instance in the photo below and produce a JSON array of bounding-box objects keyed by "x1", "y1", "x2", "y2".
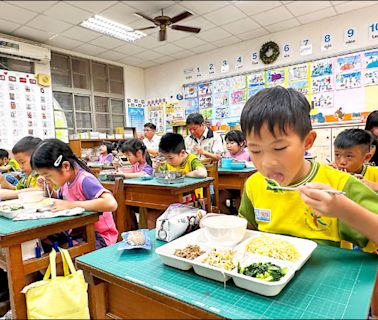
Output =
[
  {"x1": 224, "y1": 149, "x2": 251, "y2": 161},
  {"x1": 361, "y1": 164, "x2": 378, "y2": 183},
  {"x1": 15, "y1": 171, "x2": 39, "y2": 189},
  {"x1": 7, "y1": 159, "x2": 20, "y2": 171},
  {"x1": 99, "y1": 153, "x2": 113, "y2": 163},
  {"x1": 360, "y1": 164, "x2": 378, "y2": 253},
  {"x1": 160, "y1": 153, "x2": 205, "y2": 197},
  {"x1": 185, "y1": 127, "x2": 224, "y2": 159},
  {"x1": 143, "y1": 135, "x2": 161, "y2": 152},
  {"x1": 160, "y1": 153, "x2": 204, "y2": 174},
  {"x1": 58, "y1": 167, "x2": 118, "y2": 246},
  {"x1": 239, "y1": 161, "x2": 378, "y2": 249},
  {"x1": 132, "y1": 162, "x2": 153, "y2": 176}
]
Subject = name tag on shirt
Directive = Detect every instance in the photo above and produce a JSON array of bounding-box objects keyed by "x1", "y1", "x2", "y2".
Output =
[{"x1": 255, "y1": 208, "x2": 271, "y2": 222}]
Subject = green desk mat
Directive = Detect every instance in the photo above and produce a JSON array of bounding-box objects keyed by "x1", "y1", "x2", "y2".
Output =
[
  {"x1": 218, "y1": 167, "x2": 256, "y2": 173},
  {"x1": 123, "y1": 176, "x2": 213, "y2": 188},
  {"x1": 77, "y1": 230, "x2": 378, "y2": 319},
  {"x1": 0, "y1": 212, "x2": 94, "y2": 235}
]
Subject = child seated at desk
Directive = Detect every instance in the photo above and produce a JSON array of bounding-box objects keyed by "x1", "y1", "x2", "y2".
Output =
[
  {"x1": 157, "y1": 133, "x2": 207, "y2": 178},
  {"x1": 332, "y1": 128, "x2": 378, "y2": 252},
  {"x1": 0, "y1": 136, "x2": 42, "y2": 191},
  {"x1": 117, "y1": 139, "x2": 153, "y2": 178},
  {"x1": 31, "y1": 138, "x2": 118, "y2": 249},
  {"x1": 98, "y1": 142, "x2": 114, "y2": 163},
  {"x1": 223, "y1": 130, "x2": 250, "y2": 161},
  {"x1": 238, "y1": 86, "x2": 377, "y2": 248},
  {"x1": 0, "y1": 149, "x2": 20, "y2": 172}
]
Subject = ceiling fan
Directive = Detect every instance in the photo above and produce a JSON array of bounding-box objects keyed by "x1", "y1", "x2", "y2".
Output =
[{"x1": 134, "y1": 9, "x2": 201, "y2": 41}]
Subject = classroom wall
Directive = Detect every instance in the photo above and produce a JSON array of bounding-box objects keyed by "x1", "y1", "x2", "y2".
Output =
[{"x1": 144, "y1": 3, "x2": 378, "y2": 101}]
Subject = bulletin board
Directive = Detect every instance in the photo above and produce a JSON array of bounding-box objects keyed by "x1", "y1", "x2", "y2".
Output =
[
  {"x1": 0, "y1": 70, "x2": 54, "y2": 150},
  {"x1": 183, "y1": 47, "x2": 378, "y2": 126},
  {"x1": 127, "y1": 98, "x2": 145, "y2": 134},
  {"x1": 146, "y1": 99, "x2": 165, "y2": 134}
]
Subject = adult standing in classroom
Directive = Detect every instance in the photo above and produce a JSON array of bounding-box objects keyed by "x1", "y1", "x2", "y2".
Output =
[
  {"x1": 185, "y1": 113, "x2": 224, "y2": 161},
  {"x1": 365, "y1": 110, "x2": 378, "y2": 165},
  {"x1": 142, "y1": 122, "x2": 160, "y2": 157}
]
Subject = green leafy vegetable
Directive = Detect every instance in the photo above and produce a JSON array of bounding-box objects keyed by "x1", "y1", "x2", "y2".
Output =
[
  {"x1": 238, "y1": 262, "x2": 287, "y2": 282},
  {"x1": 265, "y1": 178, "x2": 283, "y2": 193}
]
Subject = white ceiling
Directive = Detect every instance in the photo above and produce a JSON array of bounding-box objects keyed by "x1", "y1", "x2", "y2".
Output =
[{"x1": 1, "y1": 1, "x2": 377, "y2": 68}]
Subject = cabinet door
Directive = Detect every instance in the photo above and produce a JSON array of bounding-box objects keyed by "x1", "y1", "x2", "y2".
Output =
[{"x1": 310, "y1": 128, "x2": 332, "y2": 164}]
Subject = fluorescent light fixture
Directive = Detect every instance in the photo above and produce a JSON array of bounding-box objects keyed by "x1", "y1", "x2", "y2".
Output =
[{"x1": 80, "y1": 15, "x2": 146, "y2": 42}]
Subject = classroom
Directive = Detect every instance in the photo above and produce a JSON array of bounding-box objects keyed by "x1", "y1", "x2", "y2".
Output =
[{"x1": 0, "y1": 1, "x2": 377, "y2": 319}]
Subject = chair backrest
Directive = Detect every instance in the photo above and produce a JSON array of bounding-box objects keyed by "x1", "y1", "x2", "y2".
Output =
[
  {"x1": 112, "y1": 178, "x2": 126, "y2": 241},
  {"x1": 200, "y1": 160, "x2": 220, "y2": 213}
]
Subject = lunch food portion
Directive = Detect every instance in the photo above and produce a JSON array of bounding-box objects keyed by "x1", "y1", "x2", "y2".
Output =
[
  {"x1": 0, "y1": 203, "x2": 24, "y2": 211},
  {"x1": 237, "y1": 262, "x2": 287, "y2": 282},
  {"x1": 245, "y1": 235, "x2": 300, "y2": 261},
  {"x1": 174, "y1": 245, "x2": 205, "y2": 260},
  {"x1": 201, "y1": 248, "x2": 236, "y2": 270}
]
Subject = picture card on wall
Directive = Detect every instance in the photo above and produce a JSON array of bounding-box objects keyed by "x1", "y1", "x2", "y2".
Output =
[
  {"x1": 364, "y1": 50, "x2": 378, "y2": 69},
  {"x1": 198, "y1": 82, "x2": 211, "y2": 96},
  {"x1": 311, "y1": 92, "x2": 334, "y2": 109},
  {"x1": 229, "y1": 75, "x2": 246, "y2": 90},
  {"x1": 266, "y1": 68, "x2": 286, "y2": 87},
  {"x1": 311, "y1": 59, "x2": 333, "y2": 77},
  {"x1": 363, "y1": 68, "x2": 378, "y2": 86},
  {"x1": 212, "y1": 79, "x2": 229, "y2": 93},
  {"x1": 312, "y1": 75, "x2": 333, "y2": 93},
  {"x1": 289, "y1": 64, "x2": 308, "y2": 81},
  {"x1": 184, "y1": 84, "x2": 198, "y2": 99},
  {"x1": 335, "y1": 71, "x2": 361, "y2": 90},
  {"x1": 231, "y1": 89, "x2": 246, "y2": 105},
  {"x1": 289, "y1": 80, "x2": 309, "y2": 95},
  {"x1": 199, "y1": 95, "x2": 212, "y2": 109},
  {"x1": 248, "y1": 86, "x2": 264, "y2": 98},
  {"x1": 336, "y1": 54, "x2": 361, "y2": 73},
  {"x1": 247, "y1": 72, "x2": 264, "y2": 87}
]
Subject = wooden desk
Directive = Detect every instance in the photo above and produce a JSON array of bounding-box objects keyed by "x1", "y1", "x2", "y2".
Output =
[
  {"x1": 0, "y1": 212, "x2": 98, "y2": 319},
  {"x1": 102, "y1": 177, "x2": 213, "y2": 231},
  {"x1": 77, "y1": 230, "x2": 378, "y2": 319},
  {"x1": 218, "y1": 167, "x2": 256, "y2": 194}
]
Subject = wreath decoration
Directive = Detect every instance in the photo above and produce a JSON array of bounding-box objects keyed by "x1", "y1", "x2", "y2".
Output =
[{"x1": 259, "y1": 41, "x2": 280, "y2": 64}]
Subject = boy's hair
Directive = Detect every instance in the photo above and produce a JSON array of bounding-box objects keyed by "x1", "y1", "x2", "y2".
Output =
[
  {"x1": 31, "y1": 138, "x2": 91, "y2": 173},
  {"x1": 12, "y1": 136, "x2": 42, "y2": 155},
  {"x1": 159, "y1": 133, "x2": 186, "y2": 154},
  {"x1": 0, "y1": 149, "x2": 9, "y2": 159},
  {"x1": 121, "y1": 138, "x2": 152, "y2": 166},
  {"x1": 101, "y1": 141, "x2": 114, "y2": 154},
  {"x1": 334, "y1": 129, "x2": 372, "y2": 153},
  {"x1": 144, "y1": 122, "x2": 156, "y2": 131},
  {"x1": 186, "y1": 113, "x2": 204, "y2": 125},
  {"x1": 225, "y1": 130, "x2": 246, "y2": 147},
  {"x1": 240, "y1": 86, "x2": 312, "y2": 139},
  {"x1": 365, "y1": 110, "x2": 378, "y2": 131}
]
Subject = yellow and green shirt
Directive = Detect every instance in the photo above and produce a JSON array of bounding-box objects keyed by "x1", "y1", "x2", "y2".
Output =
[
  {"x1": 15, "y1": 171, "x2": 39, "y2": 190},
  {"x1": 361, "y1": 164, "x2": 378, "y2": 183},
  {"x1": 160, "y1": 153, "x2": 204, "y2": 174},
  {"x1": 160, "y1": 153, "x2": 205, "y2": 197},
  {"x1": 239, "y1": 161, "x2": 378, "y2": 248}
]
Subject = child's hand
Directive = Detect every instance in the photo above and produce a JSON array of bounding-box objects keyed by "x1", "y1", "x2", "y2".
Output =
[
  {"x1": 52, "y1": 199, "x2": 74, "y2": 212},
  {"x1": 297, "y1": 183, "x2": 345, "y2": 217}
]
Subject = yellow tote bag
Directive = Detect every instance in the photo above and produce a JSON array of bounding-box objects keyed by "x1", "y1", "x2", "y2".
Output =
[{"x1": 22, "y1": 248, "x2": 90, "y2": 319}]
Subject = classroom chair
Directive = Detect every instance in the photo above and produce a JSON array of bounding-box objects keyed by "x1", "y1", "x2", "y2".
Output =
[
  {"x1": 112, "y1": 178, "x2": 131, "y2": 240},
  {"x1": 200, "y1": 159, "x2": 220, "y2": 213}
]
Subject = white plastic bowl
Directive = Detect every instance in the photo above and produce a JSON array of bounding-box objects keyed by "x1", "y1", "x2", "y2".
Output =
[
  {"x1": 201, "y1": 215, "x2": 247, "y2": 247},
  {"x1": 18, "y1": 191, "x2": 45, "y2": 207}
]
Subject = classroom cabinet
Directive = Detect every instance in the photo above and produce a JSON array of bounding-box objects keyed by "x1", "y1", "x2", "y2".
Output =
[{"x1": 309, "y1": 124, "x2": 365, "y2": 163}]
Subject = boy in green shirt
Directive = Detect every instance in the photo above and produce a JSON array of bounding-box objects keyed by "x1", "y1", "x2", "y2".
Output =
[{"x1": 239, "y1": 86, "x2": 377, "y2": 248}]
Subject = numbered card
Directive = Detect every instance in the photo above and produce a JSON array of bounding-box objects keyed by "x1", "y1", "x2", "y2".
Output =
[
  {"x1": 300, "y1": 39, "x2": 312, "y2": 56},
  {"x1": 369, "y1": 22, "x2": 378, "y2": 40},
  {"x1": 235, "y1": 56, "x2": 243, "y2": 70},
  {"x1": 251, "y1": 52, "x2": 258, "y2": 65},
  {"x1": 221, "y1": 59, "x2": 229, "y2": 73},
  {"x1": 344, "y1": 27, "x2": 356, "y2": 45},
  {"x1": 282, "y1": 44, "x2": 291, "y2": 58},
  {"x1": 183, "y1": 67, "x2": 193, "y2": 80},
  {"x1": 208, "y1": 63, "x2": 216, "y2": 75},
  {"x1": 196, "y1": 66, "x2": 202, "y2": 78},
  {"x1": 321, "y1": 33, "x2": 332, "y2": 51}
]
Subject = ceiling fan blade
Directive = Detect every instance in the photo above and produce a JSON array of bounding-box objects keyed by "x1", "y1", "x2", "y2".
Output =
[
  {"x1": 171, "y1": 25, "x2": 201, "y2": 33},
  {"x1": 170, "y1": 11, "x2": 192, "y2": 24},
  {"x1": 134, "y1": 12, "x2": 156, "y2": 24},
  {"x1": 159, "y1": 29, "x2": 167, "y2": 41},
  {"x1": 135, "y1": 26, "x2": 157, "y2": 31}
]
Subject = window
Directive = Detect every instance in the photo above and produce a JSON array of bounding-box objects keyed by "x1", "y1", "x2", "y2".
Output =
[{"x1": 51, "y1": 52, "x2": 125, "y2": 134}]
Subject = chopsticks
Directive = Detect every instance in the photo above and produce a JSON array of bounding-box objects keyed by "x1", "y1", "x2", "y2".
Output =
[{"x1": 267, "y1": 185, "x2": 346, "y2": 195}]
